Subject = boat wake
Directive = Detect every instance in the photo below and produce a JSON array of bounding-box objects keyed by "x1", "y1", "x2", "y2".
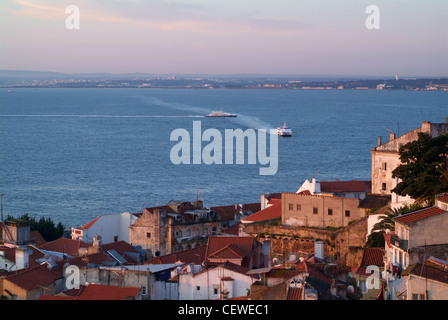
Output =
[{"x1": 137, "y1": 96, "x2": 276, "y2": 132}]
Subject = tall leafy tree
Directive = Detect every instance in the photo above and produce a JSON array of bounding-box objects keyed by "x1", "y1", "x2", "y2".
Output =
[
  {"x1": 392, "y1": 132, "x2": 448, "y2": 204},
  {"x1": 5, "y1": 213, "x2": 64, "y2": 242}
]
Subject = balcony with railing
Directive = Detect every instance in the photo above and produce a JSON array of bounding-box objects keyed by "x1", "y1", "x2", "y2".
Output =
[{"x1": 390, "y1": 234, "x2": 408, "y2": 251}]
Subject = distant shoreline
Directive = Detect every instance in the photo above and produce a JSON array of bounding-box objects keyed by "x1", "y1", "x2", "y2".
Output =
[{"x1": 1, "y1": 76, "x2": 447, "y2": 91}]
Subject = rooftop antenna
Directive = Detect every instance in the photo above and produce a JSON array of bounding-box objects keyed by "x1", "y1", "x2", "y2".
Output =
[
  {"x1": 383, "y1": 126, "x2": 393, "y2": 133},
  {"x1": 196, "y1": 189, "x2": 202, "y2": 202}
]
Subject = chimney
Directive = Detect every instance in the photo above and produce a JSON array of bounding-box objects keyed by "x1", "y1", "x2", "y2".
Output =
[
  {"x1": 378, "y1": 136, "x2": 382, "y2": 147},
  {"x1": 422, "y1": 121, "x2": 431, "y2": 134},
  {"x1": 315, "y1": 241, "x2": 324, "y2": 260},
  {"x1": 390, "y1": 132, "x2": 395, "y2": 141},
  {"x1": 15, "y1": 246, "x2": 29, "y2": 270}
]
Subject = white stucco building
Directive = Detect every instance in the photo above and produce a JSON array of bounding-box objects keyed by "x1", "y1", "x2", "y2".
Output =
[
  {"x1": 71, "y1": 212, "x2": 140, "y2": 244},
  {"x1": 177, "y1": 262, "x2": 256, "y2": 300}
]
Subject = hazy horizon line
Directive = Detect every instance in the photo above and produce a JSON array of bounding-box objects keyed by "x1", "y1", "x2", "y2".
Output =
[{"x1": 1, "y1": 69, "x2": 447, "y2": 80}]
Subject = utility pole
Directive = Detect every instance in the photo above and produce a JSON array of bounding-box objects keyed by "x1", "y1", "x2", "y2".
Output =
[{"x1": 1, "y1": 193, "x2": 3, "y2": 223}]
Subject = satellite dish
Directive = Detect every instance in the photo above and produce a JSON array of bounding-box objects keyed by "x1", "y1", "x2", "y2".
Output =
[{"x1": 347, "y1": 285, "x2": 354, "y2": 294}]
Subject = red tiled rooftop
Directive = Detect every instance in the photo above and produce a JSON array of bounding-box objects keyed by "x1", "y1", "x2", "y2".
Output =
[
  {"x1": 205, "y1": 236, "x2": 255, "y2": 267},
  {"x1": 352, "y1": 247, "x2": 384, "y2": 277},
  {"x1": 287, "y1": 287, "x2": 303, "y2": 300},
  {"x1": 208, "y1": 244, "x2": 246, "y2": 260},
  {"x1": 360, "y1": 247, "x2": 384, "y2": 266},
  {"x1": 242, "y1": 199, "x2": 281, "y2": 223},
  {"x1": 222, "y1": 222, "x2": 241, "y2": 235},
  {"x1": 320, "y1": 180, "x2": 371, "y2": 193},
  {"x1": 78, "y1": 216, "x2": 101, "y2": 230},
  {"x1": 38, "y1": 238, "x2": 91, "y2": 257},
  {"x1": 410, "y1": 263, "x2": 448, "y2": 284},
  {"x1": 5, "y1": 266, "x2": 62, "y2": 291},
  {"x1": 39, "y1": 284, "x2": 141, "y2": 300},
  {"x1": 393, "y1": 206, "x2": 446, "y2": 225},
  {"x1": 75, "y1": 284, "x2": 141, "y2": 300},
  {"x1": 436, "y1": 194, "x2": 448, "y2": 204},
  {"x1": 101, "y1": 240, "x2": 139, "y2": 264},
  {"x1": 146, "y1": 246, "x2": 207, "y2": 265}
]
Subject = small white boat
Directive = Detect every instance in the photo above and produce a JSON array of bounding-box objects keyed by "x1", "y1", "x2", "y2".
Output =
[
  {"x1": 205, "y1": 110, "x2": 237, "y2": 117},
  {"x1": 277, "y1": 121, "x2": 292, "y2": 136}
]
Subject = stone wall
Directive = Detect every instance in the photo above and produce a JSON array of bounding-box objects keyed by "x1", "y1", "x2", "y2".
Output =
[{"x1": 242, "y1": 215, "x2": 368, "y2": 268}]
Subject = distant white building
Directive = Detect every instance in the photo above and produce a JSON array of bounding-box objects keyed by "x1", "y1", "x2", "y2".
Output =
[
  {"x1": 176, "y1": 262, "x2": 256, "y2": 300},
  {"x1": 296, "y1": 177, "x2": 372, "y2": 200},
  {"x1": 71, "y1": 212, "x2": 140, "y2": 244}
]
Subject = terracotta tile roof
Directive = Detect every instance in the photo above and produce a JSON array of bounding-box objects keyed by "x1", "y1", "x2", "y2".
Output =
[
  {"x1": 39, "y1": 284, "x2": 141, "y2": 300},
  {"x1": 205, "y1": 236, "x2": 256, "y2": 268},
  {"x1": 146, "y1": 246, "x2": 207, "y2": 265},
  {"x1": 211, "y1": 203, "x2": 261, "y2": 221},
  {"x1": 74, "y1": 284, "x2": 141, "y2": 300},
  {"x1": 38, "y1": 238, "x2": 91, "y2": 257},
  {"x1": 287, "y1": 287, "x2": 303, "y2": 300},
  {"x1": 220, "y1": 261, "x2": 251, "y2": 276},
  {"x1": 30, "y1": 231, "x2": 47, "y2": 246},
  {"x1": 359, "y1": 194, "x2": 391, "y2": 209},
  {"x1": 383, "y1": 232, "x2": 394, "y2": 248},
  {"x1": 436, "y1": 194, "x2": 448, "y2": 204},
  {"x1": 228, "y1": 296, "x2": 248, "y2": 300},
  {"x1": 222, "y1": 222, "x2": 241, "y2": 235},
  {"x1": 320, "y1": 180, "x2": 371, "y2": 193},
  {"x1": 55, "y1": 252, "x2": 116, "y2": 272},
  {"x1": 360, "y1": 247, "x2": 384, "y2": 267},
  {"x1": 78, "y1": 216, "x2": 101, "y2": 230},
  {"x1": 5, "y1": 266, "x2": 63, "y2": 291},
  {"x1": 0, "y1": 245, "x2": 50, "y2": 268},
  {"x1": 353, "y1": 248, "x2": 384, "y2": 277},
  {"x1": 393, "y1": 206, "x2": 446, "y2": 225},
  {"x1": 242, "y1": 199, "x2": 281, "y2": 223},
  {"x1": 101, "y1": 241, "x2": 139, "y2": 264},
  {"x1": 409, "y1": 263, "x2": 448, "y2": 284},
  {"x1": 208, "y1": 244, "x2": 246, "y2": 260}
]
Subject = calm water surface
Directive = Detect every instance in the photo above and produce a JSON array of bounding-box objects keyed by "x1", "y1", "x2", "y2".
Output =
[{"x1": 0, "y1": 88, "x2": 447, "y2": 227}]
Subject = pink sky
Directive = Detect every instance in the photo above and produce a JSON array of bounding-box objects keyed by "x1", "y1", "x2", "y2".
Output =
[{"x1": 1, "y1": 0, "x2": 447, "y2": 76}]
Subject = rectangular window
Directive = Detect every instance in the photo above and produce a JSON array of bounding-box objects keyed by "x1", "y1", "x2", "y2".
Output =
[
  {"x1": 296, "y1": 204, "x2": 301, "y2": 211},
  {"x1": 196, "y1": 286, "x2": 201, "y2": 291},
  {"x1": 289, "y1": 203, "x2": 293, "y2": 211},
  {"x1": 313, "y1": 207, "x2": 318, "y2": 214},
  {"x1": 382, "y1": 162, "x2": 387, "y2": 170},
  {"x1": 146, "y1": 232, "x2": 151, "y2": 238},
  {"x1": 214, "y1": 288, "x2": 218, "y2": 295},
  {"x1": 345, "y1": 210, "x2": 350, "y2": 217},
  {"x1": 328, "y1": 209, "x2": 333, "y2": 216},
  {"x1": 382, "y1": 183, "x2": 387, "y2": 191}
]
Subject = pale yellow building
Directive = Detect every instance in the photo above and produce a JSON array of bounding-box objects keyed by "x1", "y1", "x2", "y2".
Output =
[{"x1": 371, "y1": 121, "x2": 448, "y2": 209}]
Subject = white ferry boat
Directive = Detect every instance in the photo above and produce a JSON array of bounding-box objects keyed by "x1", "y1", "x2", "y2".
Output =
[
  {"x1": 205, "y1": 110, "x2": 237, "y2": 117},
  {"x1": 277, "y1": 121, "x2": 292, "y2": 136}
]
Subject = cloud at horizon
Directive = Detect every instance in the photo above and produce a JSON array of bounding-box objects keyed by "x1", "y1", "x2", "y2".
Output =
[{"x1": 1, "y1": 0, "x2": 447, "y2": 76}]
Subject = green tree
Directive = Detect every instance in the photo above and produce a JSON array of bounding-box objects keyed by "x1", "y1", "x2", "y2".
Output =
[
  {"x1": 5, "y1": 213, "x2": 64, "y2": 242},
  {"x1": 365, "y1": 203, "x2": 423, "y2": 248},
  {"x1": 392, "y1": 132, "x2": 448, "y2": 205}
]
